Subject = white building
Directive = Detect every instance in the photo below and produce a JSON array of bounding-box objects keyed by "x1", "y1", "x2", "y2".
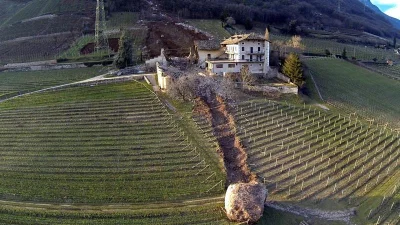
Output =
[
  {"x1": 205, "y1": 33, "x2": 270, "y2": 76},
  {"x1": 194, "y1": 40, "x2": 226, "y2": 68}
]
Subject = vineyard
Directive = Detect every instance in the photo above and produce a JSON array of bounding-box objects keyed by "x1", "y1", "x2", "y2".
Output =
[
  {"x1": 1, "y1": 0, "x2": 94, "y2": 27},
  {"x1": 0, "y1": 68, "x2": 101, "y2": 99},
  {"x1": 234, "y1": 99, "x2": 399, "y2": 225},
  {"x1": 271, "y1": 34, "x2": 397, "y2": 61},
  {"x1": 362, "y1": 62, "x2": 400, "y2": 80},
  {"x1": 0, "y1": 81, "x2": 229, "y2": 224},
  {"x1": 0, "y1": 33, "x2": 77, "y2": 65},
  {"x1": 304, "y1": 58, "x2": 400, "y2": 128}
]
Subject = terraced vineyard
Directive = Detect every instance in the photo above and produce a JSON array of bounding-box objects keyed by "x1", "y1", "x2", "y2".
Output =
[
  {"x1": 0, "y1": 81, "x2": 228, "y2": 224},
  {"x1": 234, "y1": 100, "x2": 400, "y2": 225},
  {"x1": 0, "y1": 68, "x2": 101, "y2": 99}
]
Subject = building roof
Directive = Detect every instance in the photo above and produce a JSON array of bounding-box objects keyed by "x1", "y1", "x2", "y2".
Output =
[
  {"x1": 221, "y1": 33, "x2": 267, "y2": 45},
  {"x1": 194, "y1": 40, "x2": 221, "y2": 50}
]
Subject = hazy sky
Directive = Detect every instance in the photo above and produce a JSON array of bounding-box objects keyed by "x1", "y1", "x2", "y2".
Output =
[{"x1": 371, "y1": 0, "x2": 400, "y2": 19}]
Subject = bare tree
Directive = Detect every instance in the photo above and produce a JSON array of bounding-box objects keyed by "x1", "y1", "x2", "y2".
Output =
[
  {"x1": 286, "y1": 35, "x2": 305, "y2": 49},
  {"x1": 240, "y1": 65, "x2": 255, "y2": 84},
  {"x1": 167, "y1": 73, "x2": 236, "y2": 103}
]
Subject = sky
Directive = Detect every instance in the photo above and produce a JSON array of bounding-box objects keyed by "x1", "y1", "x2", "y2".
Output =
[{"x1": 371, "y1": 0, "x2": 400, "y2": 20}]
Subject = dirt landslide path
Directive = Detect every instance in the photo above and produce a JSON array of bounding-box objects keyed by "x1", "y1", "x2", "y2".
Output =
[{"x1": 198, "y1": 96, "x2": 256, "y2": 185}]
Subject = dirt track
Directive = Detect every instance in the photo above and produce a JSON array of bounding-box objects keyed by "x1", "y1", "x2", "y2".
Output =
[{"x1": 197, "y1": 96, "x2": 256, "y2": 185}]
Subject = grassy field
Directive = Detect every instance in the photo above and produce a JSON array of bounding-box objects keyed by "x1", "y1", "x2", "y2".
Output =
[
  {"x1": 303, "y1": 58, "x2": 400, "y2": 128},
  {"x1": 234, "y1": 100, "x2": 400, "y2": 225},
  {"x1": 187, "y1": 19, "x2": 231, "y2": 40},
  {"x1": 0, "y1": 67, "x2": 102, "y2": 98},
  {"x1": 0, "y1": 80, "x2": 229, "y2": 224}
]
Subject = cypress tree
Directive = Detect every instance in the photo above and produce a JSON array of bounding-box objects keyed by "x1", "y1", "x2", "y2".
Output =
[
  {"x1": 282, "y1": 53, "x2": 304, "y2": 87},
  {"x1": 114, "y1": 31, "x2": 133, "y2": 69}
]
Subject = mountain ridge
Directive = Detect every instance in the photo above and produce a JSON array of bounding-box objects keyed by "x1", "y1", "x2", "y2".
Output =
[
  {"x1": 156, "y1": 0, "x2": 399, "y2": 38},
  {"x1": 360, "y1": 0, "x2": 400, "y2": 29}
]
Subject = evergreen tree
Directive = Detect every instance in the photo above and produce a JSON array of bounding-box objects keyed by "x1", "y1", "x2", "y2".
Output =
[
  {"x1": 114, "y1": 31, "x2": 133, "y2": 69},
  {"x1": 282, "y1": 53, "x2": 304, "y2": 87},
  {"x1": 341, "y1": 47, "x2": 347, "y2": 59}
]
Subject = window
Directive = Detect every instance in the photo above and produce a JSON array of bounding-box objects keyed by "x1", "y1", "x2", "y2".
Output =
[
  {"x1": 242, "y1": 55, "x2": 245, "y2": 60},
  {"x1": 216, "y1": 64, "x2": 223, "y2": 68},
  {"x1": 242, "y1": 43, "x2": 244, "y2": 44},
  {"x1": 258, "y1": 47, "x2": 260, "y2": 52},
  {"x1": 242, "y1": 47, "x2": 244, "y2": 51},
  {"x1": 228, "y1": 64, "x2": 235, "y2": 68},
  {"x1": 250, "y1": 55, "x2": 253, "y2": 61}
]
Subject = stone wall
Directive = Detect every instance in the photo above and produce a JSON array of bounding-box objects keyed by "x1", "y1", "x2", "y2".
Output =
[{"x1": 244, "y1": 84, "x2": 298, "y2": 95}]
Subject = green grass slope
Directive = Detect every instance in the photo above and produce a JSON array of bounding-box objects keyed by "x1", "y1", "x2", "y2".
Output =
[
  {"x1": 187, "y1": 19, "x2": 231, "y2": 40},
  {"x1": 304, "y1": 58, "x2": 400, "y2": 128}
]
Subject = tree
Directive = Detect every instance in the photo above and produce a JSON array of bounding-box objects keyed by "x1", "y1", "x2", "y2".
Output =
[
  {"x1": 282, "y1": 53, "x2": 304, "y2": 87},
  {"x1": 286, "y1": 35, "x2": 305, "y2": 49},
  {"x1": 325, "y1": 49, "x2": 332, "y2": 56},
  {"x1": 225, "y1": 17, "x2": 236, "y2": 26},
  {"x1": 240, "y1": 65, "x2": 255, "y2": 84},
  {"x1": 341, "y1": 47, "x2": 347, "y2": 59},
  {"x1": 244, "y1": 18, "x2": 253, "y2": 30},
  {"x1": 114, "y1": 31, "x2": 133, "y2": 69}
]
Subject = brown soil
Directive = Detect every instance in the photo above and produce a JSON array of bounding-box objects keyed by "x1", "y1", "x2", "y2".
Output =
[
  {"x1": 80, "y1": 38, "x2": 119, "y2": 55},
  {"x1": 145, "y1": 22, "x2": 208, "y2": 58},
  {"x1": 196, "y1": 96, "x2": 256, "y2": 185}
]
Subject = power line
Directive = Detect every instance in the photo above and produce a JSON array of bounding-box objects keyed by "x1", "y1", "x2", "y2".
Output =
[{"x1": 95, "y1": 0, "x2": 109, "y2": 53}]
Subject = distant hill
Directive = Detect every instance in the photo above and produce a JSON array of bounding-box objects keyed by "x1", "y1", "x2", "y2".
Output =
[
  {"x1": 156, "y1": 0, "x2": 399, "y2": 38},
  {"x1": 360, "y1": 0, "x2": 400, "y2": 30}
]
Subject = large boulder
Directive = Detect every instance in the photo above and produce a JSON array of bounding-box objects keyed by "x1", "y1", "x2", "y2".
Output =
[{"x1": 225, "y1": 182, "x2": 268, "y2": 223}]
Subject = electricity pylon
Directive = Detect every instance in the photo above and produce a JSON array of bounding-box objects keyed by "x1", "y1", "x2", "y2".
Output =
[{"x1": 95, "y1": 0, "x2": 109, "y2": 53}]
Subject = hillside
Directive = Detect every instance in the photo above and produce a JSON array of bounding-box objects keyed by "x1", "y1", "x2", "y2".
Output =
[
  {"x1": 156, "y1": 0, "x2": 399, "y2": 38},
  {"x1": 361, "y1": 0, "x2": 400, "y2": 30}
]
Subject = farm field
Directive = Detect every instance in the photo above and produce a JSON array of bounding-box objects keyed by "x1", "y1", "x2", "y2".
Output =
[
  {"x1": 234, "y1": 100, "x2": 400, "y2": 225},
  {"x1": 0, "y1": 0, "x2": 26, "y2": 27},
  {"x1": 0, "y1": 33, "x2": 77, "y2": 65},
  {"x1": 0, "y1": 81, "x2": 228, "y2": 224},
  {"x1": 362, "y1": 62, "x2": 400, "y2": 80},
  {"x1": 304, "y1": 58, "x2": 400, "y2": 128},
  {"x1": 1, "y1": 0, "x2": 93, "y2": 27},
  {"x1": 0, "y1": 67, "x2": 102, "y2": 99}
]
